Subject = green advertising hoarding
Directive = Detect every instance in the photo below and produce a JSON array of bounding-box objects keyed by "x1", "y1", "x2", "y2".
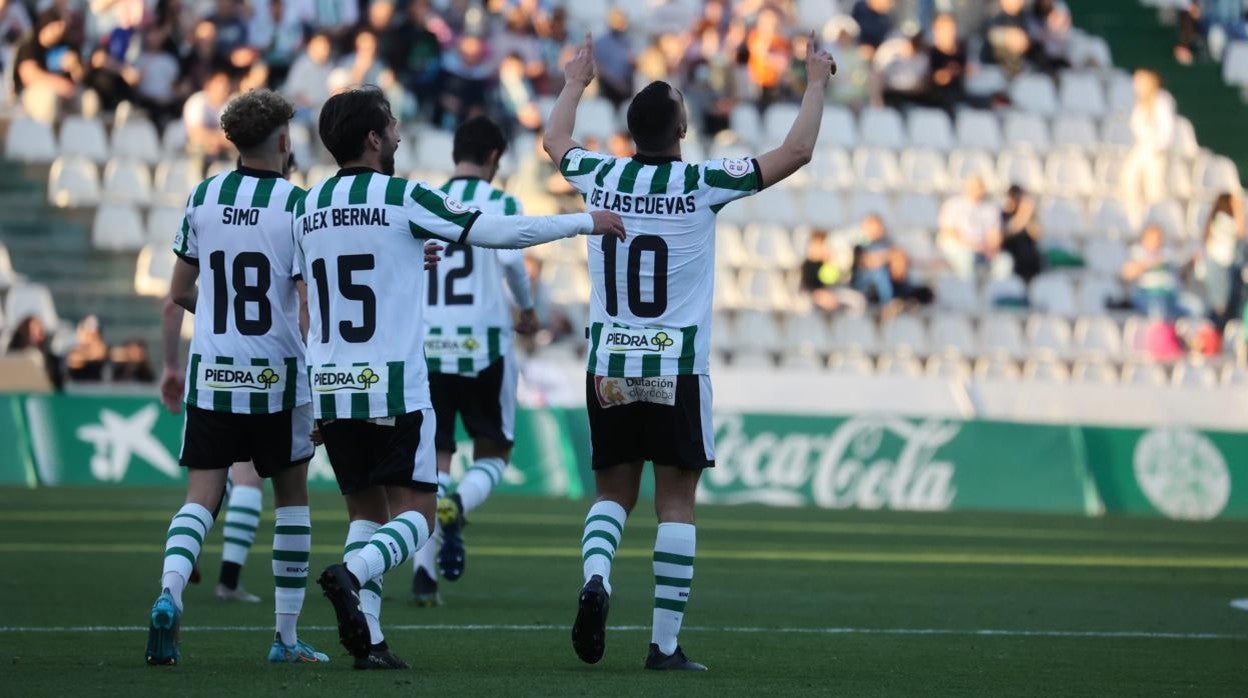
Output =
[{"x1": 0, "y1": 395, "x2": 35, "y2": 486}]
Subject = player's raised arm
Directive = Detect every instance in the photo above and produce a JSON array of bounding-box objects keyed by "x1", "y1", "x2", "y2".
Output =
[
  {"x1": 543, "y1": 33, "x2": 596, "y2": 166},
  {"x1": 755, "y1": 32, "x2": 836, "y2": 190}
]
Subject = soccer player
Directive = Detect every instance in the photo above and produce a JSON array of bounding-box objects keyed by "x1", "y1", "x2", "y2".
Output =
[
  {"x1": 298, "y1": 86, "x2": 623, "y2": 669},
  {"x1": 544, "y1": 35, "x2": 836, "y2": 670},
  {"x1": 145, "y1": 88, "x2": 329, "y2": 666},
  {"x1": 409, "y1": 116, "x2": 538, "y2": 606}
]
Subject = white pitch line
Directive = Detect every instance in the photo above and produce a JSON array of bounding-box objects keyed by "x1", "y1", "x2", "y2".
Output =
[{"x1": 0, "y1": 624, "x2": 1242, "y2": 641}]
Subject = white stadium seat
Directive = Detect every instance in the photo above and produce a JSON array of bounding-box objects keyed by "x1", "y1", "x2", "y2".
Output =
[
  {"x1": 818, "y1": 106, "x2": 859, "y2": 150},
  {"x1": 810, "y1": 147, "x2": 854, "y2": 190},
  {"x1": 741, "y1": 224, "x2": 799, "y2": 269},
  {"x1": 1029, "y1": 273, "x2": 1078, "y2": 318},
  {"x1": 907, "y1": 108, "x2": 955, "y2": 152},
  {"x1": 830, "y1": 313, "x2": 879, "y2": 353},
  {"x1": 974, "y1": 354, "x2": 1022, "y2": 381},
  {"x1": 1044, "y1": 151, "x2": 1095, "y2": 197},
  {"x1": 1010, "y1": 73, "x2": 1059, "y2": 116},
  {"x1": 1051, "y1": 114, "x2": 1099, "y2": 151},
  {"x1": 1003, "y1": 112, "x2": 1051, "y2": 152},
  {"x1": 58, "y1": 115, "x2": 109, "y2": 163},
  {"x1": 731, "y1": 310, "x2": 783, "y2": 354},
  {"x1": 1144, "y1": 200, "x2": 1187, "y2": 239},
  {"x1": 4, "y1": 117, "x2": 57, "y2": 163},
  {"x1": 877, "y1": 351, "x2": 924, "y2": 378},
  {"x1": 146, "y1": 206, "x2": 184, "y2": 245},
  {"x1": 1022, "y1": 357, "x2": 1070, "y2": 383},
  {"x1": 1171, "y1": 117, "x2": 1199, "y2": 159},
  {"x1": 934, "y1": 276, "x2": 977, "y2": 313},
  {"x1": 1077, "y1": 276, "x2": 1123, "y2": 316},
  {"x1": 1083, "y1": 237, "x2": 1128, "y2": 277},
  {"x1": 134, "y1": 244, "x2": 177, "y2": 297},
  {"x1": 102, "y1": 159, "x2": 153, "y2": 205},
  {"x1": 948, "y1": 149, "x2": 1000, "y2": 191},
  {"x1": 880, "y1": 314, "x2": 929, "y2": 354},
  {"x1": 1100, "y1": 112, "x2": 1132, "y2": 149},
  {"x1": 110, "y1": 119, "x2": 162, "y2": 164},
  {"x1": 847, "y1": 190, "x2": 893, "y2": 228},
  {"x1": 1122, "y1": 362, "x2": 1168, "y2": 387},
  {"x1": 4, "y1": 282, "x2": 59, "y2": 328},
  {"x1": 154, "y1": 158, "x2": 204, "y2": 206},
  {"x1": 575, "y1": 97, "x2": 618, "y2": 140},
  {"x1": 1172, "y1": 362, "x2": 1219, "y2": 388},
  {"x1": 978, "y1": 313, "x2": 1026, "y2": 358},
  {"x1": 828, "y1": 349, "x2": 875, "y2": 376},
  {"x1": 955, "y1": 110, "x2": 1002, "y2": 152},
  {"x1": 893, "y1": 193, "x2": 940, "y2": 231},
  {"x1": 728, "y1": 103, "x2": 763, "y2": 146},
  {"x1": 1026, "y1": 314, "x2": 1074, "y2": 358},
  {"x1": 925, "y1": 352, "x2": 972, "y2": 380},
  {"x1": 852, "y1": 148, "x2": 901, "y2": 190},
  {"x1": 784, "y1": 310, "x2": 833, "y2": 359},
  {"x1": 965, "y1": 64, "x2": 1008, "y2": 97},
  {"x1": 1105, "y1": 71, "x2": 1136, "y2": 113},
  {"x1": 47, "y1": 157, "x2": 101, "y2": 208},
  {"x1": 1193, "y1": 155, "x2": 1242, "y2": 195},
  {"x1": 1222, "y1": 41, "x2": 1248, "y2": 87},
  {"x1": 1072, "y1": 359, "x2": 1118, "y2": 385},
  {"x1": 161, "y1": 121, "x2": 188, "y2": 154},
  {"x1": 1090, "y1": 198, "x2": 1133, "y2": 237},
  {"x1": 1039, "y1": 197, "x2": 1089, "y2": 236},
  {"x1": 91, "y1": 203, "x2": 146, "y2": 251},
  {"x1": 859, "y1": 106, "x2": 906, "y2": 149},
  {"x1": 997, "y1": 150, "x2": 1045, "y2": 192},
  {"x1": 738, "y1": 270, "x2": 792, "y2": 311},
  {"x1": 414, "y1": 129, "x2": 454, "y2": 171},
  {"x1": 899, "y1": 148, "x2": 950, "y2": 193},
  {"x1": 930, "y1": 315, "x2": 976, "y2": 355},
  {"x1": 1074, "y1": 314, "x2": 1124, "y2": 359},
  {"x1": 980, "y1": 275, "x2": 1028, "y2": 311},
  {"x1": 1058, "y1": 71, "x2": 1107, "y2": 117},
  {"x1": 762, "y1": 103, "x2": 801, "y2": 148}
]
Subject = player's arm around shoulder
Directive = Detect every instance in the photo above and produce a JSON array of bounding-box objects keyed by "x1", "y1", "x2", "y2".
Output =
[{"x1": 754, "y1": 32, "x2": 836, "y2": 190}]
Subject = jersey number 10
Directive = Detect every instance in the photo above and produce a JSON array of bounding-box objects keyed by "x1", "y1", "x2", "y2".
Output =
[{"x1": 603, "y1": 235, "x2": 668, "y2": 318}]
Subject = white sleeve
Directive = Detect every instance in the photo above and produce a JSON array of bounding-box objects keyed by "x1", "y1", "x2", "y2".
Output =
[
  {"x1": 464, "y1": 212, "x2": 595, "y2": 249},
  {"x1": 498, "y1": 249, "x2": 534, "y2": 310}
]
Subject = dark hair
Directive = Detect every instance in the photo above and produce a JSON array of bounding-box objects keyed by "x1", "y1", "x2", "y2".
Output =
[
  {"x1": 221, "y1": 89, "x2": 294, "y2": 152},
  {"x1": 626, "y1": 81, "x2": 681, "y2": 153},
  {"x1": 318, "y1": 86, "x2": 392, "y2": 165},
  {"x1": 452, "y1": 116, "x2": 507, "y2": 166},
  {"x1": 8, "y1": 316, "x2": 44, "y2": 352}
]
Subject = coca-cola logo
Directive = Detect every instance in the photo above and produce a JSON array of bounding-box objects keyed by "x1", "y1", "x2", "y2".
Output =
[{"x1": 701, "y1": 414, "x2": 958, "y2": 511}]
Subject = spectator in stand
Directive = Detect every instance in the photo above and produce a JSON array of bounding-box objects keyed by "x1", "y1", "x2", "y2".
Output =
[
  {"x1": 534, "y1": 6, "x2": 569, "y2": 94},
  {"x1": 981, "y1": 0, "x2": 1031, "y2": 77},
  {"x1": 938, "y1": 175, "x2": 1009, "y2": 280},
  {"x1": 14, "y1": 10, "x2": 83, "y2": 122},
  {"x1": 182, "y1": 20, "x2": 222, "y2": 92},
  {"x1": 110, "y1": 338, "x2": 156, "y2": 382},
  {"x1": 497, "y1": 51, "x2": 542, "y2": 135},
  {"x1": 682, "y1": 20, "x2": 736, "y2": 135},
  {"x1": 1000, "y1": 184, "x2": 1043, "y2": 283},
  {"x1": 876, "y1": 31, "x2": 930, "y2": 109},
  {"x1": 492, "y1": 7, "x2": 543, "y2": 79},
  {"x1": 606, "y1": 130, "x2": 633, "y2": 158},
  {"x1": 436, "y1": 33, "x2": 493, "y2": 128},
  {"x1": 522, "y1": 254, "x2": 572, "y2": 343},
  {"x1": 1121, "y1": 68, "x2": 1176, "y2": 221},
  {"x1": 1028, "y1": 0, "x2": 1071, "y2": 72},
  {"x1": 6, "y1": 315, "x2": 63, "y2": 390},
  {"x1": 330, "y1": 30, "x2": 394, "y2": 93},
  {"x1": 1173, "y1": 0, "x2": 1201, "y2": 66},
  {"x1": 249, "y1": 0, "x2": 307, "y2": 87},
  {"x1": 309, "y1": 0, "x2": 359, "y2": 41},
  {"x1": 746, "y1": 7, "x2": 791, "y2": 107},
  {"x1": 1199, "y1": 192, "x2": 1246, "y2": 323},
  {"x1": 1122, "y1": 223, "x2": 1187, "y2": 320},
  {"x1": 385, "y1": 0, "x2": 443, "y2": 115},
  {"x1": 852, "y1": 213, "x2": 899, "y2": 304},
  {"x1": 66, "y1": 315, "x2": 108, "y2": 382},
  {"x1": 182, "y1": 69, "x2": 232, "y2": 158},
  {"x1": 927, "y1": 13, "x2": 969, "y2": 111},
  {"x1": 823, "y1": 16, "x2": 870, "y2": 109},
  {"x1": 133, "y1": 27, "x2": 184, "y2": 128},
  {"x1": 800, "y1": 229, "x2": 864, "y2": 313},
  {"x1": 851, "y1": 0, "x2": 895, "y2": 57},
  {"x1": 282, "y1": 31, "x2": 333, "y2": 125},
  {"x1": 208, "y1": 0, "x2": 249, "y2": 57},
  {"x1": 0, "y1": 0, "x2": 33, "y2": 53},
  {"x1": 594, "y1": 9, "x2": 636, "y2": 108}
]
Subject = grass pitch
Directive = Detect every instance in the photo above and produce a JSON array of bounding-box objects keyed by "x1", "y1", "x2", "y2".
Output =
[{"x1": 1, "y1": 487, "x2": 1246, "y2": 696}]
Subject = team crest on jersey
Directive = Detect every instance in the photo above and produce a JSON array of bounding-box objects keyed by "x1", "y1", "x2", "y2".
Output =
[
  {"x1": 723, "y1": 158, "x2": 751, "y2": 178},
  {"x1": 197, "y1": 362, "x2": 284, "y2": 393},
  {"x1": 444, "y1": 197, "x2": 470, "y2": 214},
  {"x1": 311, "y1": 365, "x2": 386, "y2": 393}
]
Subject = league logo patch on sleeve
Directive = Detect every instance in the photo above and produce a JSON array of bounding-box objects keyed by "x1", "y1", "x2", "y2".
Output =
[
  {"x1": 444, "y1": 197, "x2": 470, "y2": 214},
  {"x1": 723, "y1": 158, "x2": 752, "y2": 178},
  {"x1": 564, "y1": 149, "x2": 586, "y2": 171}
]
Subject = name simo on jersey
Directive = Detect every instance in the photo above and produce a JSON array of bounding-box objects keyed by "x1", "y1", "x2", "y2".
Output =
[
  {"x1": 300, "y1": 207, "x2": 391, "y2": 233},
  {"x1": 589, "y1": 188, "x2": 696, "y2": 215},
  {"x1": 221, "y1": 207, "x2": 261, "y2": 225}
]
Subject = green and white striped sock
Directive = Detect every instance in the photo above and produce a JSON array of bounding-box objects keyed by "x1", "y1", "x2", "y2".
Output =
[
  {"x1": 221, "y1": 485, "x2": 262, "y2": 567},
  {"x1": 344, "y1": 520, "x2": 385, "y2": 644},
  {"x1": 272, "y1": 506, "x2": 310, "y2": 646},
  {"x1": 652, "y1": 523, "x2": 696, "y2": 655},
  {"x1": 457, "y1": 457, "x2": 505, "y2": 513},
  {"x1": 161, "y1": 503, "x2": 215, "y2": 610},
  {"x1": 582, "y1": 500, "x2": 627, "y2": 596},
  {"x1": 346, "y1": 512, "x2": 431, "y2": 584}
]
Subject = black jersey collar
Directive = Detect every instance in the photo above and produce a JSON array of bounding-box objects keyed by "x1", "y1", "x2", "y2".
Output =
[
  {"x1": 336, "y1": 166, "x2": 380, "y2": 177},
  {"x1": 631, "y1": 153, "x2": 682, "y2": 165},
  {"x1": 235, "y1": 165, "x2": 282, "y2": 179}
]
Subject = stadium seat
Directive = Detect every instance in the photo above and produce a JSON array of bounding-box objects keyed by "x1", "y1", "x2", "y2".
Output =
[
  {"x1": 753, "y1": 187, "x2": 805, "y2": 229},
  {"x1": 91, "y1": 203, "x2": 146, "y2": 251},
  {"x1": 742, "y1": 224, "x2": 800, "y2": 269},
  {"x1": 899, "y1": 148, "x2": 950, "y2": 193},
  {"x1": 1172, "y1": 362, "x2": 1218, "y2": 388},
  {"x1": 974, "y1": 353, "x2": 1022, "y2": 381},
  {"x1": 1099, "y1": 112, "x2": 1132, "y2": 149},
  {"x1": 810, "y1": 147, "x2": 854, "y2": 190},
  {"x1": 965, "y1": 64, "x2": 1008, "y2": 97},
  {"x1": 925, "y1": 351, "x2": 972, "y2": 381},
  {"x1": 1051, "y1": 114, "x2": 1100, "y2": 152},
  {"x1": 880, "y1": 314, "x2": 929, "y2": 354},
  {"x1": 58, "y1": 115, "x2": 109, "y2": 162},
  {"x1": 1171, "y1": 117, "x2": 1199, "y2": 160},
  {"x1": 161, "y1": 121, "x2": 187, "y2": 154},
  {"x1": 733, "y1": 350, "x2": 775, "y2": 369},
  {"x1": 948, "y1": 149, "x2": 1000, "y2": 191},
  {"x1": 1076, "y1": 276, "x2": 1124, "y2": 315},
  {"x1": 134, "y1": 244, "x2": 176, "y2": 297},
  {"x1": 978, "y1": 313, "x2": 1026, "y2": 358},
  {"x1": 852, "y1": 148, "x2": 901, "y2": 190},
  {"x1": 576, "y1": 97, "x2": 618, "y2": 140},
  {"x1": 955, "y1": 110, "x2": 1002, "y2": 152},
  {"x1": 1221, "y1": 364, "x2": 1248, "y2": 387},
  {"x1": 715, "y1": 224, "x2": 749, "y2": 268},
  {"x1": 1022, "y1": 357, "x2": 1070, "y2": 382},
  {"x1": 713, "y1": 268, "x2": 744, "y2": 309},
  {"x1": 1010, "y1": 73, "x2": 1058, "y2": 116},
  {"x1": 877, "y1": 350, "x2": 924, "y2": 378},
  {"x1": 778, "y1": 351, "x2": 824, "y2": 370},
  {"x1": 708, "y1": 138, "x2": 752, "y2": 162},
  {"x1": 804, "y1": 189, "x2": 847, "y2": 229},
  {"x1": 997, "y1": 150, "x2": 1045, "y2": 192},
  {"x1": 1038, "y1": 197, "x2": 1089, "y2": 236},
  {"x1": 827, "y1": 349, "x2": 875, "y2": 376},
  {"x1": 1193, "y1": 155, "x2": 1242, "y2": 196},
  {"x1": 1083, "y1": 237, "x2": 1128, "y2": 277},
  {"x1": 1044, "y1": 151, "x2": 1095, "y2": 197},
  {"x1": 415, "y1": 129, "x2": 454, "y2": 171},
  {"x1": 1068, "y1": 31, "x2": 1113, "y2": 68},
  {"x1": 0, "y1": 242, "x2": 19, "y2": 290},
  {"x1": 1121, "y1": 362, "x2": 1168, "y2": 387},
  {"x1": 830, "y1": 313, "x2": 879, "y2": 353},
  {"x1": 934, "y1": 276, "x2": 977, "y2": 313},
  {"x1": 4, "y1": 117, "x2": 57, "y2": 163},
  {"x1": 731, "y1": 310, "x2": 784, "y2": 354},
  {"x1": 47, "y1": 156, "x2": 101, "y2": 207},
  {"x1": 784, "y1": 310, "x2": 833, "y2": 360},
  {"x1": 143, "y1": 209, "x2": 183, "y2": 250},
  {"x1": 205, "y1": 160, "x2": 232, "y2": 178},
  {"x1": 907, "y1": 108, "x2": 955, "y2": 152},
  {"x1": 1144, "y1": 200, "x2": 1187, "y2": 239},
  {"x1": 1026, "y1": 314, "x2": 1074, "y2": 358},
  {"x1": 847, "y1": 190, "x2": 893, "y2": 229},
  {"x1": 894, "y1": 228, "x2": 937, "y2": 263},
  {"x1": 1104, "y1": 70, "x2": 1135, "y2": 113},
  {"x1": 153, "y1": 158, "x2": 204, "y2": 206},
  {"x1": 738, "y1": 270, "x2": 792, "y2": 311},
  {"x1": 1090, "y1": 197, "x2": 1133, "y2": 237},
  {"x1": 798, "y1": 0, "x2": 839, "y2": 31},
  {"x1": 542, "y1": 262, "x2": 591, "y2": 304},
  {"x1": 1058, "y1": 71, "x2": 1107, "y2": 117},
  {"x1": 1029, "y1": 273, "x2": 1078, "y2": 317},
  {"x1": 4, "y1": 282, "x2": 59, "y2": 328},
  {"x1": 980, "y1": 275, "x2": 1028, "y2": 311},
  {"x1": 1165, "y1": 158, "x2": 1194, "y2": 201},
  {"x1": 762, "y1": 103, "x2": 801, "y2": 148},
  {"x1": 1003, "y1": 112, "x2": 1050, "y2": 152},
  {"x1": 818, "y1": 106, "x2": 859, "y2": 150},
  {"x1": 929, "y1": 315, "x2": 976, "y2": 355},
  {"x1": 859, "y1": 107, "x2": 906, "y2": 149},
  {"x1": 1071, "y1": 359, "x2": 1119, "y2": 384},
  {"x1": 110, "y1": 119, "x2": 161, "y2": 164},
  {"x1": 1221, "y1": 41, "x2": 1248, "y2": 87},
  {"x1": 893, "y1": 193, "x2": 940, "y2": 231},
  {"x1": 102, "y1": 159, "x2": 153, "y2": 205}
]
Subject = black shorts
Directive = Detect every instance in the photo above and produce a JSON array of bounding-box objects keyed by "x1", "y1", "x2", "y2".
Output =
[
  {"x1": 318, "y1": 409, "x2": 437, "y2": 495},
  {"x1": 585, "y1": 373, "x2": 715, "y2": 470},
  {"x1": 180, "y1": 404, "x2": 314, "y2": 477},
  {"x1": 429, "y1": 358, "x2": 517, "y2": 453}
]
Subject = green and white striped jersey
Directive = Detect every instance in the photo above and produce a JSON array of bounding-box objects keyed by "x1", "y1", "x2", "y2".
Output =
[
  {"x1": 424, "y1": 177, "x2": 529, "y2": 376},
  {"x1": 172, "y1": 168, "x2": 309, "y2": 414},
  {"x1": 294, "y1": 168, "x2": 481, "y2": 420},
  {"x1": 558, "y1": 149, "x2": 762, "y2": 377}
]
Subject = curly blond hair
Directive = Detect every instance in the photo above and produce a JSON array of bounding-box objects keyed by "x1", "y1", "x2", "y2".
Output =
[{"x1": 221, "y1": 89, "x2": 295, "y2": 153}]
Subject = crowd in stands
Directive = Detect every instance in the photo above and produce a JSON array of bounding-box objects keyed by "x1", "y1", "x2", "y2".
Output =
[{"x1": 5, "y1": 312, "x2": 154, "y2": 388}]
